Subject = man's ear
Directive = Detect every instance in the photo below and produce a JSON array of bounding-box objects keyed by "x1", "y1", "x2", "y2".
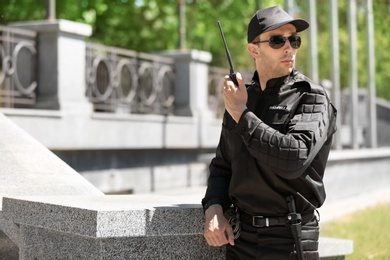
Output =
[{"x1": 247, "y1": 43, "x2": 260, "y2": 59}]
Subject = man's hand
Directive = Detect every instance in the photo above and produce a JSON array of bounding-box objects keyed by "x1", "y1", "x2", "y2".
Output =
[
  {"x1": 203, "y1": 204, "x2": 235, "y2": 247},
  {"x1": 223, "y1": 72, "x2": 248, "y2": 123}
]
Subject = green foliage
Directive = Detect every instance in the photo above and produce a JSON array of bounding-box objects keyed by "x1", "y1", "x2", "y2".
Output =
[
  {"x1": 321, "y1": 204, "x2": 390, "y2": 259},
  {"x1": 373, "y1": 0, "x2": 390, "y2": 101},
  {"x1": 0, "y1": 0, "x2": 46, "y2": 22},
  {"x1": 1, "y1": 0, "x2": 389, "y2": 100}
]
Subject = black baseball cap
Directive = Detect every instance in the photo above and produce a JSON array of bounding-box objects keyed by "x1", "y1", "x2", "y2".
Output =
[{"x1": 247, "y1": 6, "x2": 309, "y2": 43}]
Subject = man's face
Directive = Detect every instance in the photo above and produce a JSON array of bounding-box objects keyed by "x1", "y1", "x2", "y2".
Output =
[{"x1": 250, "y1": 24, "x2": 299, "y2": 79}]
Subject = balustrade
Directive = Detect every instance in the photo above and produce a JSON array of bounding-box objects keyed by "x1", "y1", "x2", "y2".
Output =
[
  {"x1": 85, "y1": 43, "x2": 175, "y2": 115},
  {"x1": 0, "y1": 25, "x2": 237, "y2": 119},
  {"x1": 0, "y1": 26, "x2": 37, "y2": 108}
]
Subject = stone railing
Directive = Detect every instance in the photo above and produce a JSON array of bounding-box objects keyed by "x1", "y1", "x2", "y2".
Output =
[
  {"x1": 85, "y1": 43, "x2": 175, "y2": 115},
  {"x1": 0, "y1": 21, "x2": 214, "y2": 118},
  {"x1": 0, "y1": 26, "x2": 38, "y2": 108},
  {"x1": 3, "y1": 20, "x2": 214, "y2": 118}
]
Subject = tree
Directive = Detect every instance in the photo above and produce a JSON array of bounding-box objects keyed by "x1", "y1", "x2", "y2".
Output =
[{"x1": 372, "y1": 0, "x2": 390, "y2": 100}]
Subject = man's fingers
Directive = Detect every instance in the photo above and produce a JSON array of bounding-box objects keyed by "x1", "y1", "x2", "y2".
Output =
[
  {"x1": 205, "y1": 230, "x2": 222, "y2": 246},
  {"x1": 204, "y1": 229, "x2": 230, "y2": 247},
  {"x1": 217, "y1": 230, "x2": 229, "y2": 246},
  {"x1": 225, "y1": 225, "x2": 235, "y2": 246},
  {"x1": 236, "y1": 72, "x2": 245, "y2": 89},
  {"x1": 203, "y1": 206, "x2": 232, "y2": 247},
  {"x1": 223, "y1": 73, "x2": 245, "y2": 93},
  {"x1": 204, "y1": 234, "x2": 217, "y2": 247}
]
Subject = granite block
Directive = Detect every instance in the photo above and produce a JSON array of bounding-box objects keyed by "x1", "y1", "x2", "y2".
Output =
[
  {"x1": 0, "y1": 113, "x2": 103, "y2": 257},
  {"x1": 0, "y1": 113, "x2": 103, "y2": 210},
  {"x1": 0, "y1": 212, "x2": 20, "y2": 246},
  {"x1": 3, "y1": 195, "x2": 204, "y2": 237},
  {"x1": 18, "y1": 224, "x2": 224, "y2": 260},
  {"x1": 19, "y1": 225, "x2": 101, "y2": 260},
  {"x1": 0, "y1": 230, "x2": 18, "y2": 260},
  {"x1": 5, "y1": 199, "x2": 99, "y2": 237},
  {"x1": 6, "y1": 194, "x2": 222, "y2": 260},
  {"x1": 101, "y1": 234, "x2": 225, "y2": 260},
  {"x1": 3, "y1": 195, "x2": 354, "y2": 259}
]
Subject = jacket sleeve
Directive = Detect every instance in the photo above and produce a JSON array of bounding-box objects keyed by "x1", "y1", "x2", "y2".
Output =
[
  {"x1": 236, "y1": 89, "x2": 337, "y2": 179},
  {"x1": 201, "y1": 113, "x2": 234, "y2": 213}
]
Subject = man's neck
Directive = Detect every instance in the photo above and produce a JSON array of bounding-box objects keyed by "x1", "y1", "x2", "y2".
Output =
[
  {"x1": 256, "y1": 69, "x2": 293, "y2": 91},
  {"x1": 257, "y1": 69, "x2": 270, "y2": 91}
]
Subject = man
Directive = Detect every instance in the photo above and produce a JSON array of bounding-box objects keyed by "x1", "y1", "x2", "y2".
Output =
[{"x1": 202, "y1": 6, "x2": 337, "y2": 260}]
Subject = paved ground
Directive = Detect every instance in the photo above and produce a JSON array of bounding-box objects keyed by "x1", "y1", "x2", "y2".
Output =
[
  {"x1": 317, "y1": 186, "x2": 390, "y2": 224},
  {"x1": 155, "y1": 185, "x2": 390, "y2": 225}
]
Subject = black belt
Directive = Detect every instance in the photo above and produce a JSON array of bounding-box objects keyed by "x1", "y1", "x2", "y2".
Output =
[{"x1": 240, "y1": 211, "x2": 315, "y2": 228}]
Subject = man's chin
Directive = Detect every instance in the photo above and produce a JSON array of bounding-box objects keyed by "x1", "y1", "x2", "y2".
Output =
[{"x1": 281, "y1": 67, "x2": 294, "y2": 76}]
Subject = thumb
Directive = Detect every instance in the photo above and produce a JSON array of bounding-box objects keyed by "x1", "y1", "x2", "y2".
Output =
[{"x1": 225, "y1": 224, "x2": 235, "y2": 246}]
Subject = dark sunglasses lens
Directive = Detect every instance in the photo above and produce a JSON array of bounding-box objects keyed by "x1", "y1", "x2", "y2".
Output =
[
  {"x1": 289, "y1": 35, "x2": 301, "y2": 49},
  {"x1": 269, "y1": 36, "x2": 286, "y2": 49},
  {"x1": 269, "y1": 35, "x2": 301, "y2": 49}
]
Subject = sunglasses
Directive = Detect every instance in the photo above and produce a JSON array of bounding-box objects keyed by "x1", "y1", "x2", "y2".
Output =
[{"x1": 252, "y1": 35, "x2": 301, "y2": 49}]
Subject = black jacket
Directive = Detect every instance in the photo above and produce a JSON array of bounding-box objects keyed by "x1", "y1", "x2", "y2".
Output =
[{"x1": 202, "y1": 70, "x2": 337, "y2": 216}]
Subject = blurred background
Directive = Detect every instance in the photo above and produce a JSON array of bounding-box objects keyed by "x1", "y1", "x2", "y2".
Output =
[
  {"x1": 1, "y1": 0, "x2": 390, "y2": 258},
  {"x1": 2, "y1": 0, "x2": 390, "y2": 99}
]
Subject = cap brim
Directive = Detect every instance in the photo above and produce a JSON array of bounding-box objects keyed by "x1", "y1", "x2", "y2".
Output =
[{"x1": 263, "y1": 19, "x2": 309, "y2": 33}]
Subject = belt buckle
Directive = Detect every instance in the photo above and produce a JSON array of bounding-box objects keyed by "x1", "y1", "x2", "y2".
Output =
[{"x1": 252, "y1": 216, "x2": 269, "y2": 227}]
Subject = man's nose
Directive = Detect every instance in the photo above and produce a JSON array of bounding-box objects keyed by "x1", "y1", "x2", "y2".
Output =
[{"x1": 283, "y1": 39, "x2": 293, "y2": 52}]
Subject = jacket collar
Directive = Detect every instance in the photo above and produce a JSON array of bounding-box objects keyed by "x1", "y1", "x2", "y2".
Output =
[{"x1": 250, "y1": 69, "x2": 298, "y2": 91}]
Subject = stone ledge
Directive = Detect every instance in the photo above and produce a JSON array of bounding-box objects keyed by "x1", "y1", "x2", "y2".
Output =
[
  {"x1": 319, "y1": 237, "x2": 354, "y2": 258},
  {"x1": 2, "y1": 195, "x2": 353, "y2": 259},
  {"x1": 3, "y1": 195, "x2": 203, "y2": 238}
]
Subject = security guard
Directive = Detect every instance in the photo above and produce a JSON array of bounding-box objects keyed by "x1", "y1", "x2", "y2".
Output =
[{"x1": 202, "y1": 6, "x2": 337, "y2": 260}]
